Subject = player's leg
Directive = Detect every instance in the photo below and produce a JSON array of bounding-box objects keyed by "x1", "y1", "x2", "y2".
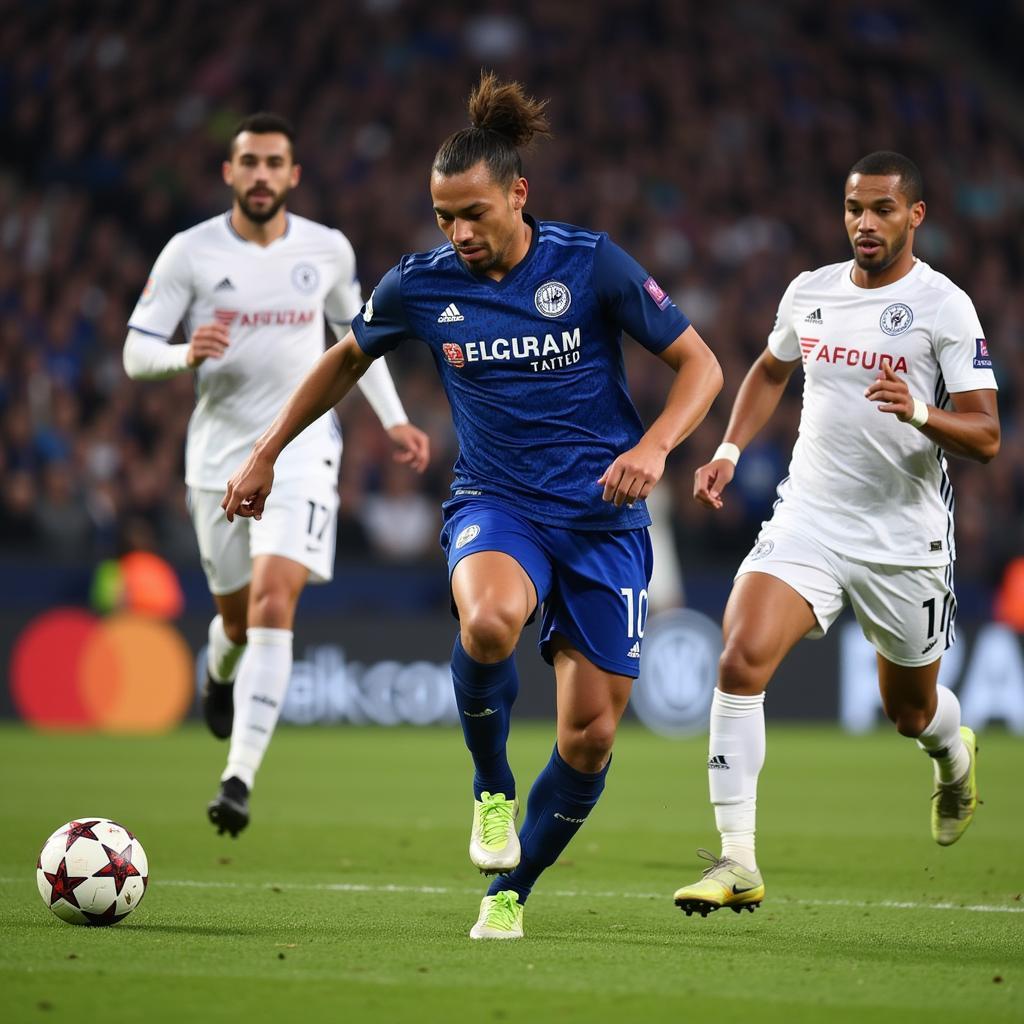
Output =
[
  {"x1": 471, "y1": 525, "x2": 644, "y2": 939},
  {"x1": 877, "y1": 655, "x2": 977, "y2": 845},
  {"x1": 188, "y1": 488, "x2": 253, "y2": 739},
  {"x1": 210, "y1": 553, "x2": 308, "y2": 836},
  {"x1": 851, "y1": 560, "x2": 976, "y2": 845},
  {"x1": 209, "y1": 475, "x2": 333, "y2": 836},
  {"x1": 472, "y1": 641, "x2": 630, "y2": 940},
  {"x1": 714, "y1": 573, "x2": 817, "y2": 860},
  {"x1": 451, "y1": 550, "x2": 537, "y2": 873},
  {"x1": 202, "y1": 586, "x2": 249, "y2": 739},
  {"x1": 676, "y1": 528, "x2": 846, "y2": 916},
  {"x1": 442, "y1": 505, "x2": 554, "y2": 875},
  {"x1": 230, "y1": 552, "x2": 309, "y2": 782},
  {"x1": 674, "y1": 571, "x2": 816, "y2": 915}
]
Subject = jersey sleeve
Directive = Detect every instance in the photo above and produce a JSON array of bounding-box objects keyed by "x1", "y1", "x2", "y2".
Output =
[
  {"x1": 351, "y1": 264, "x2": 410, "y2": 357},
  {"x1": 933, "y1": 289, "x2": 998, "y2": 394},
  {"x1": 324, "y1": 229, "x2": 363, "y2": 336},
  {"x1": 127, "y1": 233, "x2": 194, "y2": 339},
  {"x1": 592, "y1": 237, "x2": 690, "y2": 353},
  {"x1": 766, "y1": 273, "x2": 805, "y2": 362}
]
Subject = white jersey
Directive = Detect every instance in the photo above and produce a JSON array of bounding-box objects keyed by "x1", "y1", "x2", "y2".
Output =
[
  {"x1": 766, "y1": 259, "x2": 997, "y2": 566},
  {"x1": 127, "y1": 213, "x2": 362, "y2": 490}
]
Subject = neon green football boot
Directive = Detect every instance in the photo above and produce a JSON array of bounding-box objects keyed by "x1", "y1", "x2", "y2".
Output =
[
  {"x1": 469, "y1": 890, "x2": 524, "y2": 940},
  {"x1": 932, "y1": 725, "x2": 979, "y2": 846},
  {"x1": 673, "y1": 848, "x2": 764, "y2": 917},
  {"x1": 469, "y1": 791, "x2": 520, "y2": 874}
]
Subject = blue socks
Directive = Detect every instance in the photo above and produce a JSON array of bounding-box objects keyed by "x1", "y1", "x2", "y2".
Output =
[
  {"x1": 451, "y1": 635, "x2": 518, "y2": 800},
  {"x1": 488, "y1": 744, "x2": 609, "y2": 904}
]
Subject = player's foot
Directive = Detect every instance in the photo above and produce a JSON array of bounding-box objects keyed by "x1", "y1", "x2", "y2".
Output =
[
  {"x1": 207, "y1": 776, "x2": 249, "y2": 837},
  {"x1": 469, "y1": 791, "x2": 520, "y2": 874},
  {"x1": 932, "y1": 725, "x2": 978, "y2": 846},
  {"x1": 673, "y1": 848, "x2": 764, "y2": 917},
  {"x1": 201, "y1": 674, "x2": 234, "y2": 740},
  {"x1": 469, "y1": 891, "x2": 524, "y2": 940}
]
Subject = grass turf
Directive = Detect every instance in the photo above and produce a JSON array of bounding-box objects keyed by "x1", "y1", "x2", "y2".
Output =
[{"x1": 1, "y1": 722, "x2": 1022, "y2": 1023}]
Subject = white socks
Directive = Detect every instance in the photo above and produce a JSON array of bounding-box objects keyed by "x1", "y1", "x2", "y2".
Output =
[
  {"x1": 916, "y1": 685, "x2": 970, "y2": 784},
  {"x1": 207, "y1": 615, "x2": 246, "y2": 684},
  {"x1": 708, "y1": 688, "x2": 766, "y2": 872},
  {"x1": 223, "y1": 628, "x2": 293, "y2": 790}
]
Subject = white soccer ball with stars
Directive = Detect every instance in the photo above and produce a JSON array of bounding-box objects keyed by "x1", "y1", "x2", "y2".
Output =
[{"x1": 36, "y1": 818, "x2": 149, "y2": 926}]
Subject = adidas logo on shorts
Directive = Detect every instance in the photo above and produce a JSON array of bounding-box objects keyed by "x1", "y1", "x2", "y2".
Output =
[{"x1": 626, "y1": 641, "x2": 641, "y2": 659}]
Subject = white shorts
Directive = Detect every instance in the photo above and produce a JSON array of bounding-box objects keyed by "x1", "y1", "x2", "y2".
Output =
[
  {"x1": 188, "y1": 478, "x2": 339, "y2": 596},
  {"x1": 735, "y1": 524, "x2": 956, "y2": 667}
]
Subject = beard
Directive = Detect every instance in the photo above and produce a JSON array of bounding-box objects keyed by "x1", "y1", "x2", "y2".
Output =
[
  {"x1": 236, "y1": 186, "x2": 288, "y2": 224},
  {"x1": 853, "y1": 223, "x2": 910, "y2": 275},
  {"x1": 455, "y1": 245, "x2": 496, "y2": 274}
]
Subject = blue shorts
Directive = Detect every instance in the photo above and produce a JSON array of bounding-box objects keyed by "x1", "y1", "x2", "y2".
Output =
[{"x1": 440, "y1": 499, "x2": 654, "y2": 678}]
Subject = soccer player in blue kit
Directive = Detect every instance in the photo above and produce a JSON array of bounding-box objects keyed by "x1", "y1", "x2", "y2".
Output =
[{"x1": 223, "y1": 73, "x2": 723, "y2": 939}]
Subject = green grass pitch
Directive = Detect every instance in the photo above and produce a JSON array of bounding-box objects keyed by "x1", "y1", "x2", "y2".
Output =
[{"x1": 1, "y1": 722, "x2": 1022, "y2": 1023}]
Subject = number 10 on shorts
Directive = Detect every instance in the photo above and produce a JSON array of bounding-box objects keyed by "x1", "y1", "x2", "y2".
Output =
[{"x1": 620, "y1": 587, "x2": 649, "y2": 639}]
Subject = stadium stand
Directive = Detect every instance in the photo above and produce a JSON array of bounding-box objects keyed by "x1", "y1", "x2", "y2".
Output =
[{"x1": 1, "y1": 0, "x2": 1021, "y2": 589}]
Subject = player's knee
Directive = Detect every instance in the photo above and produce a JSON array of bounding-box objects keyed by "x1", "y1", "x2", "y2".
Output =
[
  {"x1": 560, "y1": 715, "x2": 616, "y2": 770},
  {"x1": 718, "y1": 644, "x2": 769, "y2": 696},
  {"x1": 248, "y1": 587, "x2": 295, "y2": 630},
  {"x1": 884, "y1": 702, "x2": 931, "y2": 738},
  {"x1": 460, "y1": 607, "x2": 522, "y2": 662}
]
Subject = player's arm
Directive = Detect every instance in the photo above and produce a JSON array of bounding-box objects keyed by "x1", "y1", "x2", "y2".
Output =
[
  {"x1": 325, "y1": 240, "x2": 429, "y2": 472},
  {"x1": 122, "y1": 234, "x2": 228, "y2": 380},
  {"x1": 865, "y1": 364, "x2": 999, "y2": 463},
  {"x1": 222, "y1": 331, "x2": 373, "y2": 521},
  {"x1": 591, "y1": 238, "x2": 722, "y2": 507},
  {"x1": 693, "y1": 347, "x2": 800, "y2": 509},
  {"x1": 599, "y1": 325, "x2": 722, "y2": 507},
  {"x1": 123, "y1": 324, "x2": 230, "y2": 379}
]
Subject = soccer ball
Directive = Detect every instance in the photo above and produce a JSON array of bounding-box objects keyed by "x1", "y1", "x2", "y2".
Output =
[{"x1": 36, "y1": 818, "x2": 149, "y2": 926}]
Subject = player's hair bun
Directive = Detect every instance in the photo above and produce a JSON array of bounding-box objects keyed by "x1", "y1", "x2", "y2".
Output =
[{"x1": 468, "y1": 72, "x2": 551, "y2": 148}]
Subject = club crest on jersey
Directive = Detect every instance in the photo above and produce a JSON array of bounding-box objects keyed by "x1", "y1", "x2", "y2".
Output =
[
  {"x1": 879, "y1": 303, "x2": 913, "y2": 336},
  {"x1": 455, "y1": 524, "x2": 480, "y2": 549},
  {"x1": 974, "y1": 338, "x2": 992, "y2": 369},
  {"x1": 534, "y1": 281, "x2": 571, "y2": 318},
  {"x1": 643, "y1": 276, "x2": 672, "y2": 311},
  {"x1": 749, "y1": 538, "x2": 774, "y2": 561},
  {"x1": 442, "y1": 343, "x2": 465, "y2": 368},
  {"x1": 291, "y1": 263, "x2": 320, "y2": 294}
]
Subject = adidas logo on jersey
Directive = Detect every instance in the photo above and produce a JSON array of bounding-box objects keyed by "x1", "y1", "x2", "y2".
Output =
[
  {"x1": 626, "y1": 641, "x2": 641, "y2": 659},
  {"x1": 215, "y1": 277, "x2": 236, "y2": 291},
  {"x1": 437, "y1": 303, "x2": 464, "y2": 323},
  {"x1": 804, "y1": 307, "x2": 823, "y2": 324}
]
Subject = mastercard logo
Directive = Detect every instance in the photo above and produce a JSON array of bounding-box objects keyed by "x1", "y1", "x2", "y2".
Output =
[{"x1": 11, "y1": 609, "x2": 193, "y2": 733}]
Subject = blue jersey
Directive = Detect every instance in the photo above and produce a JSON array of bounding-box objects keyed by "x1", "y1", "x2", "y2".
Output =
[{"x1": 352, "y1": 216, "x2": 690, "y2": 530}]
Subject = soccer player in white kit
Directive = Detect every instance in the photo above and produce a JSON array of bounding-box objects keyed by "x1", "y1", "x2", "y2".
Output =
[
  {"x1": 674, "y1": 152, "x2": 1000, "y2": 916},
  {"x1": 123, "y1": 114, "x2": 430, "y2": 837}
]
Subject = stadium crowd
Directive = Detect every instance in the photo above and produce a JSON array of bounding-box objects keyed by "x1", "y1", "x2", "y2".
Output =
[{"x1": 1, "y1": 0, "x2": 1022, "y2": 590}]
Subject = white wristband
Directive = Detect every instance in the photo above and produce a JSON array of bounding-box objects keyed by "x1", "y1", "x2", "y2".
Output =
[
  {"x1": 713, "y1": 442, "x2": 741, "y2": 466},
  {"x1": 909, "y1": 398, "x2": 929, "y2": 429}
]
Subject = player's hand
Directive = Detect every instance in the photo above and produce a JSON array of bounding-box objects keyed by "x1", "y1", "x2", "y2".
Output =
[
  {"x1": 222, "y1": 450, "x2": 275, "y2": 522},
  {"x1": 864, "y1": 361, "x2": 913, "y2": 421},
  {"x1": 386, "y1": 423, "x2": 431, "y2": 473},
  {"x1": 598, "y1": 439, "x2": 666, "y2": 508},
  {"x1": 186, "y1": 323, "x2": 230, "y2": 369},
  {"x1": 693, "y1": 459, "x2": 736, "y2": 510}
]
